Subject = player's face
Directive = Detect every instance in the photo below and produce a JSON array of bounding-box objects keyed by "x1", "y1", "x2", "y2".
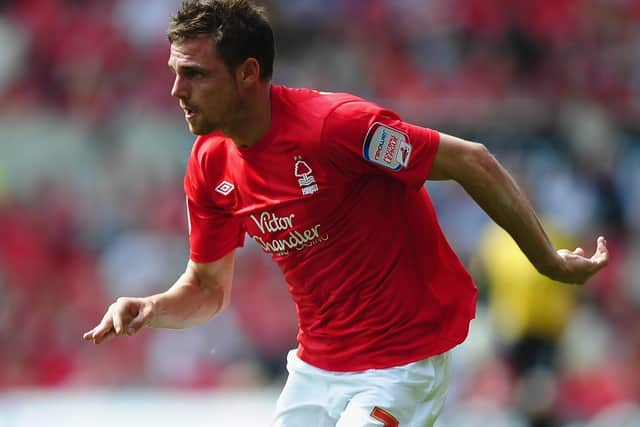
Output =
[{"x1": 168, "y1": 37, "x2": 242, "y2": 135}]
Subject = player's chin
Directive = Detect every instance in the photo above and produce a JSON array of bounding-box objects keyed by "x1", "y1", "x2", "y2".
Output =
[{"x1": 187, "y1": 121, "x2": 216, "y2": 136}]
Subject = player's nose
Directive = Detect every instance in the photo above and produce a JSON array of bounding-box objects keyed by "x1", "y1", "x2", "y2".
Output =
[{"x1": 171, "y1": 75, "x2": 188, "y2": 99}]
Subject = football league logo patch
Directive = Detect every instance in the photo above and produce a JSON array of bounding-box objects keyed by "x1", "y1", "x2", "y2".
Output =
[
  {"x1": 363, "y1": 123, "x2": 411, "y2": 170},
  {"x1": 397, "y1": 140, "x2": 412, "y2": 167}
]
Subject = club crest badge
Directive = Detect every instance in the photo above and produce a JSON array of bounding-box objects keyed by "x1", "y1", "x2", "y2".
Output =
[{"x1": 294, "y1": 156, "x2": 318, "y2": 196}]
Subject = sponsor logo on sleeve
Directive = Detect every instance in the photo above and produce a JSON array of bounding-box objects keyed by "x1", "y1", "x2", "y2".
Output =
[{"x1": 362, "y1": 123, "x2": 411, "y2": 170}]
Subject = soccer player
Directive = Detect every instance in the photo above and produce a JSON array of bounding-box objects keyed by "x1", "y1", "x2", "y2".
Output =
[{"x1": 83, "y1": 1, "x2": 609, "y2": 426}]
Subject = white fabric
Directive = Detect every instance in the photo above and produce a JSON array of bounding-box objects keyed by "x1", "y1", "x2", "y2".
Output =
[{"x1": 272, "y1": 349, "x2": 451, "y2": 427}]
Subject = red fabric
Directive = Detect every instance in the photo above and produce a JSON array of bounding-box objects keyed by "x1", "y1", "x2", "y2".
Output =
[{"x1": 184, "y1": 85, "x2": 477, "y2": 371}]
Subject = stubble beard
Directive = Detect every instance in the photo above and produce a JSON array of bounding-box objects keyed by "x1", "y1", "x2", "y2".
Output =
[
  {"x1": 186, "y1": 87, "x2": 245, "y2": 137},
  {"x1": 189, "y1": 117, "x2": 217, "y2": 136}
]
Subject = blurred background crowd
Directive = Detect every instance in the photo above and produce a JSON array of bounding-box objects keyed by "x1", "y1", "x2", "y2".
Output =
[{"x1": 0, "y1": 0, "x2": 639, "y2": 426}]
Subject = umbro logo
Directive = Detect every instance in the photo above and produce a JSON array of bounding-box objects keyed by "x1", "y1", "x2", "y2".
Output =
[{"x1": 215, "y1": 180, "x2": 235, "y2": 196}]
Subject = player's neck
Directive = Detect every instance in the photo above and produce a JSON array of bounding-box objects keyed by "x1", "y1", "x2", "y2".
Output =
[{"x1": 227, "y1": 83, "x2": 272, "y2": 148}]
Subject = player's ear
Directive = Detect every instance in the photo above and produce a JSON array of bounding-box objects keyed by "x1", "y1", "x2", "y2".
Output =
[{"x1": 236, "y1": 58, "x2": 260, "y2": 88}]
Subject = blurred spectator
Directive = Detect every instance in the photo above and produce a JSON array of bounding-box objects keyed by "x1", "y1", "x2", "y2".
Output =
[{"x1": 475, "y1": 221, "x2": 580, "y2": 426}]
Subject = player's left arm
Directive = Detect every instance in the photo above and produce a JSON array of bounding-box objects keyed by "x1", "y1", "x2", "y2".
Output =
[{"x1": 428, "y1": 132, "x2": 608, "y2": 285}]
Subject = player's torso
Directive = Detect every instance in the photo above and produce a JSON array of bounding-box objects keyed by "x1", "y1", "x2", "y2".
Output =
[
  {"x1": 191, "y1": 86, "x2": 478, "y2": 371},
  {"x1": 226, "y1": 137, "x2": 342, "y2": 262},
  {"x1": 208, "y1": 87, "x2": 355, "y2": 264}
]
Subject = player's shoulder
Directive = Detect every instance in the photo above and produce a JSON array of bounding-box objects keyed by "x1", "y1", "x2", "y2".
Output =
[
  {"x1": 188, "y1": 132, "x2": 235, "y2": 176},
  {"x1": 191, "y1": 132, "x2": 230, "y2": 159},
  {"x1": 273, "y1": 84, "x2": 376, "y2": 120}
]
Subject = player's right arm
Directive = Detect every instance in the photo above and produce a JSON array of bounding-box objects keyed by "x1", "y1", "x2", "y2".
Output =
[{"x1": 82, "y1": 251, "x2": 235, "y2": 344}]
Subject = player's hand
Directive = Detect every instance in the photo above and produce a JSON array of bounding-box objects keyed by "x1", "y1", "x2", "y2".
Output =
[
  {"x1": 82, "y1": 297, "x2": 155, "y2": 344},
  {"x1": 554, "y1": 236, "x2": 609, "y2": 285}
]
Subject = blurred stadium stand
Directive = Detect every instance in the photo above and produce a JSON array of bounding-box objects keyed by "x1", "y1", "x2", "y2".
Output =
[{"x1": 0, "y1": 0, "x2": 639, "y2": 426}]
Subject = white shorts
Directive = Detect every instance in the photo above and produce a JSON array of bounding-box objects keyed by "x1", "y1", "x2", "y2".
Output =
[{"x1": 272, "y1": 349, "x2": 451, "y2": 427}]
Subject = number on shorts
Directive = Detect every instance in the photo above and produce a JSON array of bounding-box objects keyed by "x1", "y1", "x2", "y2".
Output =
[{"x1": 370, "y1": 407, "x2": 399, "y2": 427}]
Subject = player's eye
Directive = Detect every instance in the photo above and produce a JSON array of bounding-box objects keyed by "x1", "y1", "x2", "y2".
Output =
[{"x1": 184, "y1": 69, "x2": 206, "y2": 79}]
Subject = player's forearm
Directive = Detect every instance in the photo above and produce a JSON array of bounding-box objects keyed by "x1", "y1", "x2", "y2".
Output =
[
  {"x1": 146, "y1": 271, "x2": 228, "y2": 329},
  {"x1": 457, "y1": 145, "x2": 564, "y2": 279}
]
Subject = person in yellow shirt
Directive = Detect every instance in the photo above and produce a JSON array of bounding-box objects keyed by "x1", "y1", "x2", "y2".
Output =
[
  {"x1": 476, "y1": 220, "x2": 583, "y2": 426},
  {"x1": 478, "y1": 221, "x2": 580, "y2": 350}
]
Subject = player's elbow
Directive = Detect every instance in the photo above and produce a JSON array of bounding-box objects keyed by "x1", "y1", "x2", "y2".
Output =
[
  {"x1": 186, "y1": 264, "x2": 233, "y2": 320},
  {"x1": 216, "y1": 282, "x2": 233, "y2": 314},
  {"x1": 455, "y1": 141, "x2": 498, "y2": 184},
  {"x1": 203, "y1": 278, "x2": 233, "y2": 318},
  {"x1": 468, "y1": 142, "x2": 495, "y2": 172}
]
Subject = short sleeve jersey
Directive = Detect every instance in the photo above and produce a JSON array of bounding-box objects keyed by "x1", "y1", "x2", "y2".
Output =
[{"x1": 185, "y1": 85, "x2": 478, "y2": 372}]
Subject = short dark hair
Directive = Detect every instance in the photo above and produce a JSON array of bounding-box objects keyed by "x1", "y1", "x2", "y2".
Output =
[{"x1": 168, "y1": 0, "x2": 274, "y2": 80}]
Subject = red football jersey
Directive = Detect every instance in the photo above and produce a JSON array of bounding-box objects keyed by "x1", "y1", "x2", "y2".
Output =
[{"x1": 185, "y1": 85, "x2": 477, "y2": 371}]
